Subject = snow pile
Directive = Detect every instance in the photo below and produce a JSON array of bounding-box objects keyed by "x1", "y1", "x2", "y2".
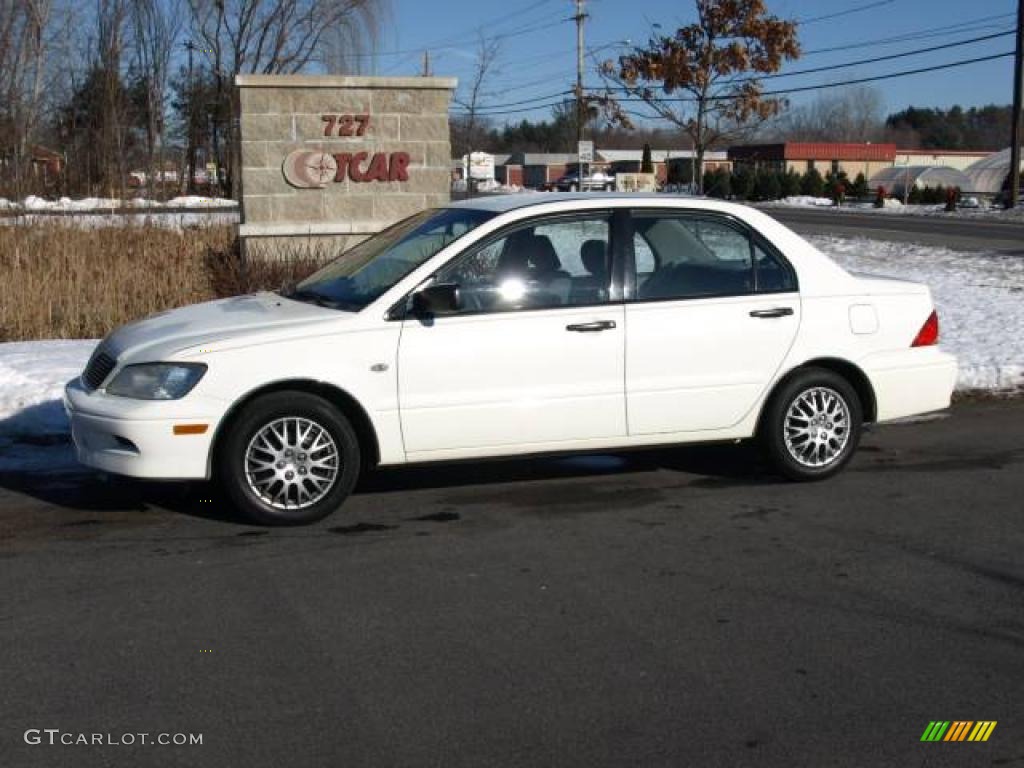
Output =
[
  {"x1": 6, "y1": 195, "x2": 237, "y2": 212},
  {"x1": 165, "y1": 195, "x2": 238, "y2": 208},
  {"x1": 0, "y1": 340, "x2": 95, "y2": 472},
  {"x1": 780, "y1": 195, "x2": 833, "y2": 207},
  {"x1": 810, "y1": 235, "x2": 1024, "y2": 392},
  {"x1": 881, "y1": 198, "x2": 904, "y2": 209}
]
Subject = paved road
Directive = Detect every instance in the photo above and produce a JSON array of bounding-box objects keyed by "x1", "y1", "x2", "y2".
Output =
[
  {"x1": 759, "y1": 205, "x2": 1024, "y2": 253},
  {"x1": 1, "y1": 400, "x2": 1023, "y2": 767}
]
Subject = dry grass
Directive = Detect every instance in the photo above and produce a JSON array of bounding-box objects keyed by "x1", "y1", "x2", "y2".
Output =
[{"x1": 0, "y1": 223, "x2": 326, "y2": 341}]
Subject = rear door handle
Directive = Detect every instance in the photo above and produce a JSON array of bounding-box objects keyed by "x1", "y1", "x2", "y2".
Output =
[
  {"x1": 749, "y1": 307, "x2": 794, "y2": 319},
  {"x1": 566, "y1": 320, "x2": 617, "y2": 332}
]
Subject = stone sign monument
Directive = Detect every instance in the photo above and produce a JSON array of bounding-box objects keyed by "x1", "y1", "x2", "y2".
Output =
[{"x1": 236, "y1": 74, "x2": 457, "y2": 258}]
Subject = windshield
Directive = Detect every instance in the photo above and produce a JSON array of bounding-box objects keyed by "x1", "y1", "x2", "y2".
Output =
[{"x1": 284, "y1": 207, "x2": 495, "y2": 311}]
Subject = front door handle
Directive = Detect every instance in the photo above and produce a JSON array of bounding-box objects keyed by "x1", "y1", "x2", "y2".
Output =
[
  {"x1": 566, "y1": 320, "x2": 617, "y2": 332},
  {"x1": 749, "y1": 307, "x2": 794, "y2": 319}
]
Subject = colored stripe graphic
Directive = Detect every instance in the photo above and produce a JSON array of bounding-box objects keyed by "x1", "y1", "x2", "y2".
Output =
[
  {"x1": 945, "y1": 721, "x2": 972, "y2": 741},
  {"x1": 921, "y1": 721, "x2": 996, "y2": 742},
  {"x1": 968, "y1": 722, "x2": 997, "y2": 742}
]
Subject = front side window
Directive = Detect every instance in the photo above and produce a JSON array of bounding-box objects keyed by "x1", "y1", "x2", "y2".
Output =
[
  {"x1": 631, "y1": 213, "x2": 794, "y2": 300},
  {"x1": 435, "y1": 215, "x2": 612, "y2": 313},
  {"x1": 286, "y1": 207, "x2": 495, "y2": 311}
]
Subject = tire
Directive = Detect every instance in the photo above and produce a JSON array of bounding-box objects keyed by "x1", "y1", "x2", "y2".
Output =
[
  {"x1": 760, "y1": 368, "x2": 862, "y2": 481},
  {"x1": 218, "y1": 391, "x2": 361, "y2": 525}
]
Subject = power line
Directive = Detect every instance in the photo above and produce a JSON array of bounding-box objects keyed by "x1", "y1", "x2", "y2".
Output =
[
  {"x1": 356, "y1": 0, "x2": 558, "y2": 58},
  {"x1": 598, "y1": 29, "x2": 1015, "y2": 91},
  {"x1": 609, "y1": 51, "x2": 1014, "y2": 106},
  {"x1": 801, "y1": 13, "x2": 1015, "y2": 56},
  {"x1": 798, "y1": 0, "x2": 897, "y2": 26}
]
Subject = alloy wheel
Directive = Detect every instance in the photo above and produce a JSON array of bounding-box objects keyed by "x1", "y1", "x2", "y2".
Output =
[
  {"x1": 783, "y1": 386, "x2": 851, "y2": 468},
  {"x1": 244, "y1": 417, "x2": 340, "y2": 510}
]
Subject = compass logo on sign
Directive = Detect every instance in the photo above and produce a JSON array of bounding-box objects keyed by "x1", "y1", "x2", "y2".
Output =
[{"x1": 281, "y1": 151, "x2": 338, "y2": 189}]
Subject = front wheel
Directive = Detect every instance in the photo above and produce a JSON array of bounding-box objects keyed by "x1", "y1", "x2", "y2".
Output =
[
  {"x1": 760, "y1": 368, "x2": 862, "y2": 481},
  {"x1": 219, "y1": 391, "x2": 361, "y2": 525}
]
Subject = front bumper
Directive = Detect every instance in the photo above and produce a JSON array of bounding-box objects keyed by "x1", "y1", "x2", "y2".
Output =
[{"x1": 64, "y1": 379, "x2": 217, "y2": 479}]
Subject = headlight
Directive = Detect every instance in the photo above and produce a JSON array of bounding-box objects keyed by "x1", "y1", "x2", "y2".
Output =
[{"x1": 105, "y1": 363, "x2": 207, "y2": 400}]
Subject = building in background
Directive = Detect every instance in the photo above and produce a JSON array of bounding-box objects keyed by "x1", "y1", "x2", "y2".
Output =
[
  {"x1": 964, "y1": 148, "x2": 1024, "y2": 196},
  {"x1": 869, "y1": 165, "x2": 972, "y2": 199},
  {"x1": 728, "y1": 142, "x2": 897, "y2": 179},
  {"x1": 599, "y1": 149, "x2": 730, "y2": 185},
  {"x1": 894, "y1": 149, "x2": 993, "y2": 171}
]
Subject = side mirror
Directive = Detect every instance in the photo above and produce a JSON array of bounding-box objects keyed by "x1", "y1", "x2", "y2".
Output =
[{"x1": 412, "y1": 282, "x2": 460, "y2": 316}]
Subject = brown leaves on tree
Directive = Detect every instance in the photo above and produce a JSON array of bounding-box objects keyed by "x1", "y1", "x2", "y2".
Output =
[{"x1": 601, "y1": 0, "x2": 800, "y2": 190}]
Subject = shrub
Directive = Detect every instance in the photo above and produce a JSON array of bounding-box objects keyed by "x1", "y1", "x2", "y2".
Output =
[
  {"x1": 705, "y1": 167, "x2": 731, "y2": 198},
  {"x1": 801, "y1": 168, "x2": 824, "y2": 197},
  {"x1": 907, "y1": 184, "x2": 922, "y2": 204},
  {"x1": 753, "y1": 170, "x2": 782, "y2": 201},
  {"x1": 850, "y1": 172, "x2": 869, "y2": 198},
  {"x1": 731, "y1": 166, "x2": 755, "y2": 200},
  {"x1": 0, "y1": 224, "x2": 329, "y2": 341},
  {"x1": 781, "y1": 168, "x2": 802, "y2": 198}
]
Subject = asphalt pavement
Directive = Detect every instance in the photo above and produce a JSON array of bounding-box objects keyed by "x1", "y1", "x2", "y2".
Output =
[
  {"x1": 1, "y1": 399, "x2": 1023, "y2": 767},
  {"x1": 759, "y1": 205, "x2": 1024, "y2": 253}
]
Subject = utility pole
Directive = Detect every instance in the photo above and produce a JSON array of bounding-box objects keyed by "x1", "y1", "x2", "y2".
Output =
[
  {"x1": 574, "y1": 0, "x2": 586, "y2": 144},
  {"x1": 421, "y1": 50, "x2": 432, "y2": 77},
  {"x1": 1008, "y1": 0, "x2": 1023, "y2": 209}
]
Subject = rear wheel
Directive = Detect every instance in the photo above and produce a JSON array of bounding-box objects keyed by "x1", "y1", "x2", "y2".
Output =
[
  {"x1": 219, "y1": 391, "x2": 361, "y2": 525},
  {"x1": 760, "y1": 368, "x2": 862, "y2": 481}
]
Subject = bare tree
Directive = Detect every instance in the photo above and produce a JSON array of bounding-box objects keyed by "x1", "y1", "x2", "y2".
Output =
[
  {"x1": 130, "y1": 0, "x2": 183, "y2": 199},
  {"x1": 0, "y1": 0, "x2": 55, "y2": 194},
  {"x1": 771, "y1": 85, "x2": 885, "y2": 143},
  {"x1": 94, "y1": 0, "x2": 130, "y2": 196},
  {"x1": 452, "y1": 34, "x2": 501, "y2": 160},
  {"x1": 186, "y1": 0, "x2": 383, "y2": 197}
]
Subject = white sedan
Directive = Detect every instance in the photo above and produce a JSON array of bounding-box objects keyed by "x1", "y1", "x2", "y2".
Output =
[{"x1": 65, "y1": 194, "x2": 957, "y2": 525}]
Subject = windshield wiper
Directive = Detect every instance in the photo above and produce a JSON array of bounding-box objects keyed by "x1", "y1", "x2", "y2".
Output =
[{"x1": 282, "y1": 288, "x2": 338, "y2": 308}]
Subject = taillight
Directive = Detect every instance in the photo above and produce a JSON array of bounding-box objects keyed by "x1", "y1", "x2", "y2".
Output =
[{"x1": 911, "y1": 310, "x2": 939, "y2": 347}]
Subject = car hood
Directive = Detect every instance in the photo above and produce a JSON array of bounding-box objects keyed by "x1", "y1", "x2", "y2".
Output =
[{"x1": 99, "y1": 292, "x2": 346, "y2": 364}]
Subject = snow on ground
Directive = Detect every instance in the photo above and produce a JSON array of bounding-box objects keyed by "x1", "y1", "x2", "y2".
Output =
[
  {"x1": 0, "y1": 210, "x2": 239, "y2": 229},
  {"x1": 0, "y1": 340, "x2": 95, "y2": 472},
  {"x1": 810, "y1": 235, "x2": 1024, "y2": 392},
  {"x1": 778, "y1": 195, "x2": 834, "y2": 207},
  {"x1": 12, "y1": 195, "x2": 237, "y2": 211},
  {"x1": 0, "y1": 195, "x2": 240, "y2": 229},
  {"x1": 0, "y1": 234, "x2": 1021, "y2": 472},
  {"x1": 767, "y1": 197, "x2": 1024, "y2": 220}
]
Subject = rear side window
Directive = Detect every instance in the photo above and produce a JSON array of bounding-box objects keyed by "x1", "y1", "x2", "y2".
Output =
[{"x1": 631, "y1": 213, "x2": 795, "y2": 300}]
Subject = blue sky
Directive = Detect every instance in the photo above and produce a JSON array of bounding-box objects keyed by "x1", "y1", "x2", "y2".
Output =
[{"x1": 362, "y1": 0, "x2": 1019, "y2": 124}]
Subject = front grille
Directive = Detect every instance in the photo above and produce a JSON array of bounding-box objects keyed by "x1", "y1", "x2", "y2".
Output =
[{"x1": 82, "y1": 350, "x2": 117, "y2": 391}]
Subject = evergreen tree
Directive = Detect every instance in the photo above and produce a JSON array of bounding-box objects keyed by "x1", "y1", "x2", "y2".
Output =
[
  {"x1": 801, "y1": 168, "x2": 824, "y2": 197},
  {"x1": 781, "y1": 168, "x2": 802, "y2": 197},
  {"x1": 640, "y1": 143, "x2": 654, "y2": 173},
  {"x1": 850, "y1": 172, "x2": 869, "y2": 198},
  {"x1": 731, "y1": 166, "x2": 755, "y2": 200},
  {"x1": 705, "y1": 167, "x2": 731, "y2": 198},
  {"x1": 753, "y1": 170, "x2": 782, "y2": 201}
]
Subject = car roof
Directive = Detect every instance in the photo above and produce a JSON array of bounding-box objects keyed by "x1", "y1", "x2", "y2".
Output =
[{"x1": 445, "y1": 191, "x2": 748, "y2": 216}]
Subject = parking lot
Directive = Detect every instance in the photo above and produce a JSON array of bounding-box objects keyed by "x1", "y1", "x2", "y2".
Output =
[{"x1": 2, "y1": 398, "x2": 1022, "y2": 767}]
